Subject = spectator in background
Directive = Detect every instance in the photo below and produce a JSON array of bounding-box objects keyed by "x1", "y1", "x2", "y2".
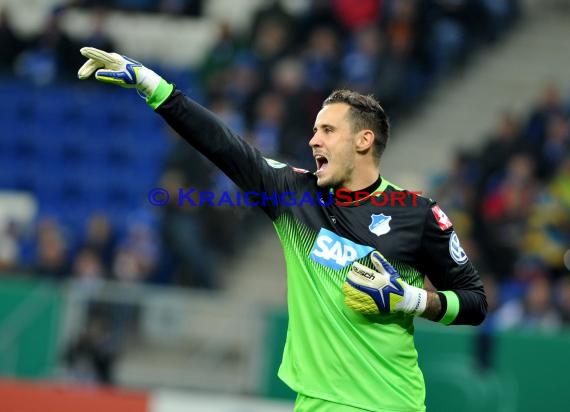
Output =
[
  {"x1": 82, "y1": 213, "x2": 116, "y2": 275},
  {"x1": 557, "y1": 276, "x2": 570, "y2": 326},
  {"x1": 83, "y1": 8, "x2": 115, "y2": 53},
  {"x1": 251, "y1": 91, "x2": 284, "y2": 157},
  {"x1": 77, "y1": 0, "x2": 203, "y2": 16},
  {"x1": 537, "y1": 114, "x2": 570, "y2": 180},
  {"x1": 15, "y1": 6, "x2": 83, "y2": 84},
  {"x1": 184, "y1": 0, "x2": 203, "y2": 17},
  {"x1": 431, "y1": 151, "x2": 481, "y2": 269},
  {"x1": 113, "y1": 219, "x2": 159, "y2": 282},
  {"x1": 0, "y1": 220, "x2": 21, "y2": 272},
  {"x1": 199, "y1": 23, "x2": 242, "y2": 98},
  {"x1": 472, "y1": 112, "x2": 524, "y2": 264},
  {"x1": 341, "y1": 25, "x2": 385, "y2": 95},
  {"x1": 526, "y1": 84, "x2": 565, "y2": 150},
  {"x1": 522, "y1": 155, "x2": 570, "y2": 278},
  {"x1": 303, "y1": 26, "x2": 341, "y2": 96},
  {"x1": 385, "y1": 0, "x2": 417, "y2": 54},
  {"x1": 378, "y1": 0, "x2": 428, "y2": 113},
  {"x1": 111, "y1": 247, "x2": 144, "y2": 282},
  {"x1": 271, "y1": 57, "x2": 316, "y2": 169},
  {"x1": 158, "y1": 0, "x2": 203, "y2": 16},
  {"x1": 433, "y1": 151, "x2": 478, "y2": 217},
  {"x1": 249, "y1": 0, "x2": 294, "y2": 50},
  {"x1": 249, "y1": 16, "x2": 291, "y2": 90},
  {"x1": 33, "y1": 218, "x2": 70, "y2": 279},
  {"x1": 477, "y1": 111, "x2": 523, "y2": 188},
  {"x1": 63, "y1": 313, "x2": 117, "y2": 385},
  {"x1": 549, "y1": 155, "x2": 570, "y2": 210},
  {"x1": 222, "y1": 54, "x2": 260, "y2": 118},
  {"x1": 158, "y1": 168, "x2": 219, "y2": 288},
  {"x1": 0, "y1": 7, "x2": 25, "y2": 75},
  {"x1": 73, "y1": 248, "x2": 105, "y2": 277},
  {"x1": 332, "y1": 0, "x2": 382, "y2": 30},
  {"x1": 481, "y1": 0, "x2": 520, "y2": 41},
  {"x1": 480, "y1": 154, "x2": 538, "y2": 279},
  {"x1": 424, "y1": 0, "x2": 480, "y2": 76},
  {"x1": 72, "y1": 247, "x2": 105, "y2": 296},
  {"x1": 494, "y1": 276, "x2": 561, "y2": 332},
  {"x1": 294, "y1": 0, "x2": 345, "y2": 47},
  {"x1": 113, "y1": 0, "x2": 154, "y2": 12}
]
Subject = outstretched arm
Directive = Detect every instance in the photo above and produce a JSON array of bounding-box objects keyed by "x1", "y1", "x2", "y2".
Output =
[{"x1": 77, "y1": 47, "x2": 296, "y2": 218}]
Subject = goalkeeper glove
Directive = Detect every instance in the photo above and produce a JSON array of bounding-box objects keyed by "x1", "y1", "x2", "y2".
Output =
[
  {"x1": 77, "y1": 47, "x2": 162, "y2": 98},
  {"x1": 343, "y1": 251, "x2": 427, "y2": 316}
]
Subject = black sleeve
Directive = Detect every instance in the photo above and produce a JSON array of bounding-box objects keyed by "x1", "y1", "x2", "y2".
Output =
[
  {"x1": 418, "y1": 203, "x2": 487, "y2": 326},
  {"x1": 155, "y1": 89, "x2": 303, "y2": 219}
]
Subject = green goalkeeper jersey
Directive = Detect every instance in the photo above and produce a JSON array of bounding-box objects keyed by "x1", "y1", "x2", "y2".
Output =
[
  {"x1": 275, "y1": 212, "x2": 425, "y2": 411},
  {"x1": 155, "y1": 90, "x2": 487, "y2": 412}
]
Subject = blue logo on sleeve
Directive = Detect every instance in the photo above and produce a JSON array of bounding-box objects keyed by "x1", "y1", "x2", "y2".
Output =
[
  {"x1": 310, "y1": 228, "x2": 374, "y2": 270},
  {"x1": 449, "y1": 231, "x2": 468, "y2": 265}
]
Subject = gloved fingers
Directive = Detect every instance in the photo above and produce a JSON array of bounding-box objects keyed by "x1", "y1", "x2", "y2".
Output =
[
  {"x1": 370, "y1": 251, "x2": 398, "y2": 277},
  {"x1": 81, "y1": 47, "x2": 125, "y2": 70},
  {"x1": 347, "y1": 262, "x2": 383, "y2": 288},
  {"x1": 79, "y1": 47, "x2": 120, "y2": 65},
  {"x1": 342, "y1": 283, "x2": 380, "y2": 315},
  {"x1": 77, "y1": 58, "x2": 102, "y2": 79},
  {"x1": 94, "y1": 69, "x2": 131, "y2": 86}
]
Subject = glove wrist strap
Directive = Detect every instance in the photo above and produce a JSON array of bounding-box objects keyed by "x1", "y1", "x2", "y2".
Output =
[
  {"x1": 399, "y1": 285, "x2": 427, "y2": 316},
  {"x1": 136, "y1": 66, "x2": 163, "y2": 98},
  {"x1": 146, "y1": 78, "x2": 174, "y2": 110}
]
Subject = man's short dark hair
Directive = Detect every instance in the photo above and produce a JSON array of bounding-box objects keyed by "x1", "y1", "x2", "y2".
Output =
[{"x1": 323, "y1": 90, "x2": 390, "y2": 160}]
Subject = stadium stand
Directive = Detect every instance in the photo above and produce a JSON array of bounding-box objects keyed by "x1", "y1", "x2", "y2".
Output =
[
  {"x1": 1, "y1": 0, "x2": 521, "y2": 289},
  {"x1": 2, "y1": 2, "x2": 570, "y2": 409}
]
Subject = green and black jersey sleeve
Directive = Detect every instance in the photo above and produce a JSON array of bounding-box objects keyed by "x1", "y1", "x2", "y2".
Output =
[
  {"x1": 156, "y1": 89, "x2": 301, "y2": 220},
  {"x1": 154, "y1": 88, "x2": 486, "y2": 412},
  {"x1": 417, "y1": 203, "x2": 487, "y2": 325}
]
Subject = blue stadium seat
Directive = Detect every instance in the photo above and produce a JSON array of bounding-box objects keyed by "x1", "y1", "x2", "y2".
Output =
[
  {"x1": 0, "y1": 154, "x2": 20, "y2": 189},
  {"x1": 0, "y1": 81, "x2": 171, "y2": 244}
]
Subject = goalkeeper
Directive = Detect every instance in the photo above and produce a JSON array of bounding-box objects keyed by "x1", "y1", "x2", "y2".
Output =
[{"x1": 78, "y1": 48, "x2": 487, "y2": 412}]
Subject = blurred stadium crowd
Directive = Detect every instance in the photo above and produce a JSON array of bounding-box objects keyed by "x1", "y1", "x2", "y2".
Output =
[
  {"x1": 1, "y1": 0, "x2": 569, "y2": 354},
  {"x1": 433, "y1": 83, "x2": 570, "y2": 332}
]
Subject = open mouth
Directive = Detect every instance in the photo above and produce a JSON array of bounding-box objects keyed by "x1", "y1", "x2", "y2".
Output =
[{"x1": 315, "y1": 155, "x2": 329, "y2": 174}]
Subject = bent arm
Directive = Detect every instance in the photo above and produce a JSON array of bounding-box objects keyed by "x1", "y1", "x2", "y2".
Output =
[
  {"x1": 419, "y1": 204, "x2": 488, "y2": 326},
  {"x1": 421, "y1": 288, "x2": 487, "y2": 325}
]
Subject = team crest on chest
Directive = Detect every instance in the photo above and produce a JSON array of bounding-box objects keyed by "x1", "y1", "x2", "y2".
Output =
[{"x1": 369, "y1": 214, "x2": 392, "y2": 236}]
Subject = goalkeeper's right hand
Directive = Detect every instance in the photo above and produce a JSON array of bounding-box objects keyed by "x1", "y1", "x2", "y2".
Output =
[
  {"x1": 77, "y1": 47, "x2": 163, "y2": 99},
  {"x1": 343, "y1": 251, "x2": 427, "y2": 316}
]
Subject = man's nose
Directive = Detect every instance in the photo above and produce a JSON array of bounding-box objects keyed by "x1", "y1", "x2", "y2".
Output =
[{"x1": 309, "y1": 133, "x2": 321, "y2": 148}]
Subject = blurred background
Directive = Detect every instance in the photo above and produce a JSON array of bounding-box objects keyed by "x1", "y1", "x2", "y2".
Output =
[{"x1": 0, "y1": 0, "x2": 569, "y2": 411}]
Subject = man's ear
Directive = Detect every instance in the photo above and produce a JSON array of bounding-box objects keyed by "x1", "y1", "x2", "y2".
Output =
[{"x1": 356, "y1": 129, "x2": 375, "y2": 153}]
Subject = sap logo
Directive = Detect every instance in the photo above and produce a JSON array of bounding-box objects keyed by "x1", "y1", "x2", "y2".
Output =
[{"x1": 310, "y1": 228, "x2": 373, "y2": 270}]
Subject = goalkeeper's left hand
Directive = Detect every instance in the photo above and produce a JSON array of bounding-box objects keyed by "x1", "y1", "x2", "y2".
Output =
[
  {"x1": 77, "y1": 47, "x2": 162, "y2": 98},
  {"x1": 343, "y1": 251, "x2": 427, "y2": 316}
]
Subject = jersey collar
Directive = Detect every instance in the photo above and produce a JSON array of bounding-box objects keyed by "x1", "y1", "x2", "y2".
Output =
[{"x1": 329, "y1": 176, "x2": 386, "y2": 207}]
